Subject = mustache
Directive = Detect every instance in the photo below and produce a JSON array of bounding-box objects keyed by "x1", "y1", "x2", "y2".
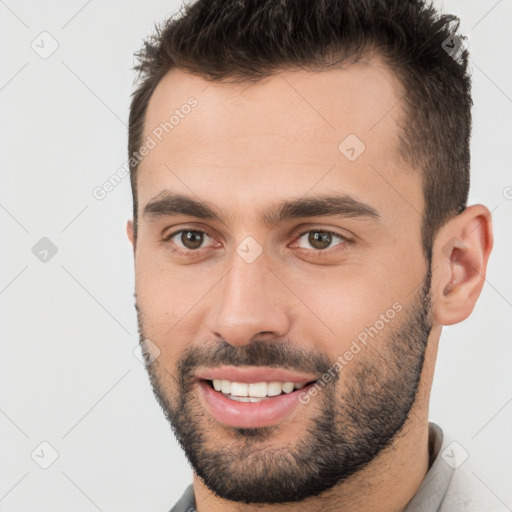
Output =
[{"x1": 176, "y1": 338, "x2": 334, "y2": 381}]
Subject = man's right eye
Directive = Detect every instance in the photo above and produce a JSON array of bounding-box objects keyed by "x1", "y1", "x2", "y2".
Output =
[{"x1": 163, "y1": 228, "x2": 218, "y2": 254}]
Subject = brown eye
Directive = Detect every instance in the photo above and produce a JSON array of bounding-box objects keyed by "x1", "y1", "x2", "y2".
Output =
[
  {"x1": 309, "y1": 231, "x2": 333, "y2": 250},
  {"x1": 179, "y1": 230, "x2": 205, "y2": 249},
  {"x1": 296, "y1": 230, "x2": 345, "y2": 251},
  {"x1": 164, "y1": 229, "x2": 214, "y2": 252}
]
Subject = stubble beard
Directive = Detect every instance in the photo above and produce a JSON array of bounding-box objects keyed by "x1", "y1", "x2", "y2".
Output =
[{"x1": 135, "y1": 263, "x2": 433, "y2": 504}]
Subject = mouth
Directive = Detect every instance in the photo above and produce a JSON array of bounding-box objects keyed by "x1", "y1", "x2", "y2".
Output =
[
  {"x1": 203, "y1": 378, "x2": 316, "y2": 402},
  {"x1": 197, "y1": 378, "x2": 318, "y2": 428}
]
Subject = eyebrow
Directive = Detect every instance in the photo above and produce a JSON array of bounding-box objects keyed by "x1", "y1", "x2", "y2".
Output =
[{"x1": 142, "y1": 191, "x2": 380, "y2": 227}]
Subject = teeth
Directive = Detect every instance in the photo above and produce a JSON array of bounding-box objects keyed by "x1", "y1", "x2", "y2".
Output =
[
  {"x1": 227, "y1": 395, "x2": 270, "y2": 402},
  {"x1": 230, "y1": 382, "x2": 249, "y2": 396},
  {"x1": 267, "y1": 382, "x2": 282, "y2": 397},
  {"x1": 281, "y1": 382, "x2": 294, "y2": 393},
  {"x1": 211, "y1": 379, "x2": 309, "y2": 398},
  {"x1": 221, "y1": 380, "x2": 231, "y2": 394},
  {"x1": 249, "y1": 382, "x2": 267, "y2": 397}
]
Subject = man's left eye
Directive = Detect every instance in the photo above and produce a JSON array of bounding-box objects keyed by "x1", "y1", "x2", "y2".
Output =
[{"x1": 294, "y1": 230, "x2": 346, "y2": 251}]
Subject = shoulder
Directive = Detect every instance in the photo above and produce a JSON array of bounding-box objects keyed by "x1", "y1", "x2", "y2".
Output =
[
  {"x1": 168, "y1": 483, "x2": 196, "y2": 512},
  {"x1": 405, "y1": 423, "x2": 509, "y2": 512},
  {"x1": 439, "y1": 466, "x2": 509, "y2": 512}
]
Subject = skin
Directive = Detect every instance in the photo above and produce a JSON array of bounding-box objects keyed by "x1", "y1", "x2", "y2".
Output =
[{"x1": 127, "y1": 59, "x2": 493, "y2": 511}]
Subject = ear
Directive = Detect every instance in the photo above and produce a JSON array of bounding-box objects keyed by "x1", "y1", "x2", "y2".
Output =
[
  {"x1": 432, "y1": 205, "x2": 493, "y2": 325},
  {"x1": 126, "y1": 218, "x2": 135, "y2": 250}
]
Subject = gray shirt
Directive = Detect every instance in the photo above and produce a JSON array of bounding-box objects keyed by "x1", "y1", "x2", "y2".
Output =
[{"x1": 169, "y1": 423, "x2": 508, "y2": 511}]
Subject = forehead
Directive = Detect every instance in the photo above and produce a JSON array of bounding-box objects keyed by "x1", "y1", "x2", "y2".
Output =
[{"x1": 137, "y1": 61, "x2": 422, "y2": 224}]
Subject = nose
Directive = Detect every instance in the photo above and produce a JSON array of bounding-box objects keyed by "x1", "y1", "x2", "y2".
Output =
[{"x1": 207, "y1": 251, "x2": 291, "y2": 347}]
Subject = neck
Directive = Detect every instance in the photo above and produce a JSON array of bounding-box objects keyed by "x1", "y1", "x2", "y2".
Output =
[{"x1": 192, "y1": 412, "x2": 430, "y2": 512}]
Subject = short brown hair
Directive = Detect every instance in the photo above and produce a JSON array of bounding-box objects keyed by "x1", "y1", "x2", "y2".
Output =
[{"x1": 128, "y1": 0, "x2": 472, "y2": 258}]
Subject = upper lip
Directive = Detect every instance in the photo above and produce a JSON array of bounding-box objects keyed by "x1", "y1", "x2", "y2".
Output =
[{"x1": 194, "y1": 365, "x2": 319, "y2": 384}]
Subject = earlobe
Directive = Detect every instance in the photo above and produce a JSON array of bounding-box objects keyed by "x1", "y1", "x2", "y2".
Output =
[{"x1": 432, "y1": 205, "x2": 493, "y2": 326}]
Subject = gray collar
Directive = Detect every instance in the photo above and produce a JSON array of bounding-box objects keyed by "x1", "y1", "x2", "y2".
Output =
[{"x1": 403, "y1": 422, "x2": 453, "y2": 512}]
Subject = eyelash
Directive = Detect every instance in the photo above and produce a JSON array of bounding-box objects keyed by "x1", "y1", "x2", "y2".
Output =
[{"x1": 162, "y1": 226, "x2": 349, "y2": 258}]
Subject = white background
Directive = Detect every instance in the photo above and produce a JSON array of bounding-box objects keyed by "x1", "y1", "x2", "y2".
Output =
[{"x1": 1, "y1": 1, "x2": 511, "y2": 510}]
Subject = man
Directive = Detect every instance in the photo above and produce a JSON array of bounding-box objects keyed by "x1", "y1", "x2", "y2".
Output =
[{"x1": 125, "y1": 0, "x2": 500, "y2": 510}]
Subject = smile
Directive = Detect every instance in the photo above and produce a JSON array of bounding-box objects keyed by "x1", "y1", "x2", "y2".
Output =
[
  {"x1": 208, "y1": 378, "x2": 309, "y2": 401},
  {"x1": 197, "y1": 378, "x2": 317, "y2": 428}
]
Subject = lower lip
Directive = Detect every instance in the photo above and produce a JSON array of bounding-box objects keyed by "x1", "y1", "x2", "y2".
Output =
[{"x1": 197, "y1": 380, "x2": 314, "y2": 428}]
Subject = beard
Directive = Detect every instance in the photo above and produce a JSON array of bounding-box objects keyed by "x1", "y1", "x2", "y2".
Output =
[{"x1": 134, "y1": 261, "x2": 433, "y2": 504}]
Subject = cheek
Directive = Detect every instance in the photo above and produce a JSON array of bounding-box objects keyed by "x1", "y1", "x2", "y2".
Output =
[
  {"x1": 136, "y1": 288, "x2": 188, "y2": 367},
  {"x1": 135, "y1": 251, "x2": 191, "y2": 316},
  {"x1": 302, "y1": 265, "x2": 410, "y2": 356},
  {"x1": 134, "y1": 255, "x2": 211, "y2": 359}
]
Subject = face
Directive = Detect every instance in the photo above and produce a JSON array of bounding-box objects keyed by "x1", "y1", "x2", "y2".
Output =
[{"x1": 129, "y1": 62, "x2": 433, "y2": 503}]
